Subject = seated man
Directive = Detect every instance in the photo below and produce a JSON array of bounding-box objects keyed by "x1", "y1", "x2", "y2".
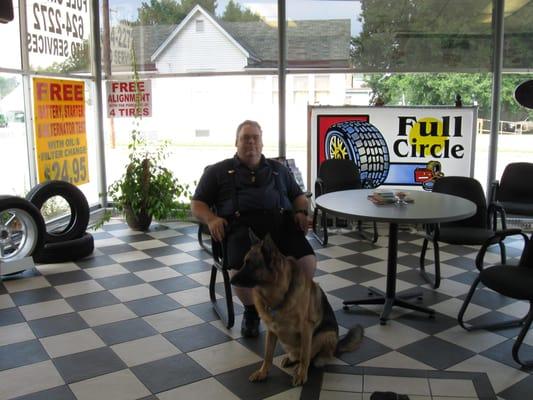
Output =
[{"x1": 191, "y1": 120, "x2": 316, "y2": 337}]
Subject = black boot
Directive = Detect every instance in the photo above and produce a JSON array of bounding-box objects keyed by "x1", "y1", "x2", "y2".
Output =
[{"x1": 241, "y1": 305, "x2": 260, "y2": 338}]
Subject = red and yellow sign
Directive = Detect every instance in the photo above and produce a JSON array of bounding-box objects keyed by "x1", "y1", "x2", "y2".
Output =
[{"x1": 33, "y1": 78, "x2": 89, "y2": 185}]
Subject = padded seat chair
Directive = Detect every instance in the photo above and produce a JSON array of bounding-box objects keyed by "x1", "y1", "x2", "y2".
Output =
[
  {"x1": 312, "y1": 158, "x2": 378, "y2": 246},
  {"x1": 490, "y1": 162, "x2": 533, "y2": 230},
  {"x1": 458, "y1": 231, "x2": 532, "y2": 368},
  {"x1": 420, "y1": 176, "x2": 507, "y2": 289}
]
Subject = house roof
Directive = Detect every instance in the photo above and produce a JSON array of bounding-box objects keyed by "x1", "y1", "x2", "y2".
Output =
[
  {"x1": 221, "y1": 19, "x2": 351, "y2": 68},
  {"x1": 133, "y1": 5, "x2": 351, "y2": 71}
]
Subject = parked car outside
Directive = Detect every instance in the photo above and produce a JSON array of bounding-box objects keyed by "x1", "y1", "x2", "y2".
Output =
[{"x1": 0, "y1": 114, "x2": 8, "y2": 128}]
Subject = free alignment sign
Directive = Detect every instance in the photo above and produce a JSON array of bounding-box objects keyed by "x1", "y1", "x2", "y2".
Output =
[{"x1": 106, "y1": 80, "x2": 152, "y2": 118}]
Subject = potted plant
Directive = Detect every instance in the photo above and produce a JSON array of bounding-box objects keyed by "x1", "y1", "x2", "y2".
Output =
[{"x1": 108, "y1": 126, "x2": 192, "y2": 231}]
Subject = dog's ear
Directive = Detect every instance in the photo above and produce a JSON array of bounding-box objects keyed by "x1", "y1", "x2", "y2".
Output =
[
  {"x1": 262, "y1": 233, "x2": 277, "y2": 253},
  {"x1": 261, "y1": 234, "x2": 275, "y2": 270},
  {"x1": 248, "y1": 228, "x2": 261, "y2": 245}
]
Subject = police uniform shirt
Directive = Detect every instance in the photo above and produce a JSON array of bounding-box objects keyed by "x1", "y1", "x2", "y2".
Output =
[{"x1": 193, "y1": 155, "x2": 303, "y2": 217}]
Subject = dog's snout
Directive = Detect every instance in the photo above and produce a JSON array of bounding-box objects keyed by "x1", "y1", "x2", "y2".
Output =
[{"x1": 231, "y1": 263, "x2": 258, "y2": 288}]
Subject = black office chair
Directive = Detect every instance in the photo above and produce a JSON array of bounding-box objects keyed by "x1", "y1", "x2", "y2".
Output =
[
  {"x1": 420, "y1": 176, "x2": 507, "y2": 289},
  {"x1": 458, "y1": 231, "x2": 532, "y2": 368},
  {"x1": 490, "y1": 162, "x2": 533, "y2": 230},
  {"x1": 208, "y1": 236, "x2": 234, "y2": 329},
  {"x1": 197, "y1": 218, "x2": 234, "y2": 328},
  {"x1": 196, "y1": 162, "x2": 234, "y2": 328},
  {"x1": 312, "y1": 158, "x2": 378, "y2": 246}
]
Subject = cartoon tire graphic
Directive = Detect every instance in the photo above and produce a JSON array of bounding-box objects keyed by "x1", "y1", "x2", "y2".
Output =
[
  {"x1": 324, "y1": 121, "x2": 390, "y2": 188},
  {"x1": 26, "y1": 180, "x2": 89, "y2": 243},
  {"x1": 0, "y1": 195, "x2": 45, "y2": 262}
]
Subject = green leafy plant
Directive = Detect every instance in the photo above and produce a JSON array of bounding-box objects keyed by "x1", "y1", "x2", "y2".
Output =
[{"x1": 108, "y1": 126, "x2": 192, "y2": 224}]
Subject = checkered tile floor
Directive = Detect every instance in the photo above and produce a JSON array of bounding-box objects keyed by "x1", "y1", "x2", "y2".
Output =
[{"x1": 1, "y1": 219, "x2": 532, "y2": 400}]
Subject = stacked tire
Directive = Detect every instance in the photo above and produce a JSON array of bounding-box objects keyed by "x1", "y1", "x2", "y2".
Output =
[{"x1": 26, "y1": 181, "x2": 94, "y2": 264}]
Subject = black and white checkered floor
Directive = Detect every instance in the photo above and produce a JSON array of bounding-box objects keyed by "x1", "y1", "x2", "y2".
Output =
[{"x1": 1, "y1": 219, "x2": 532, "y2": 400}]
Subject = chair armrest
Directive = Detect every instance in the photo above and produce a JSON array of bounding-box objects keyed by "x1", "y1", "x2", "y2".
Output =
[
  {"x1": 212, "y1": 237, "x2": 230, "y2": 269},
  {"x1": 315, "y1": 178, "x2": 325, "y2": 197},
  {"x1": 488, "y1": 201, "x2": 505, "y2": 215},
  {"x1": 489, "y1": 179, "x2": 499, "y2": 203},
  {"x1": 475, "y1": 229, "x2": 528, "y2": 271},
  {"x1": 488, "y1": 201, "x2": 506, "y2": 230}
]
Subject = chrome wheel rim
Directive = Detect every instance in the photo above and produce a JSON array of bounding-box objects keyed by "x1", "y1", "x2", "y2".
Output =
[{"x1": 0, "y1": 208, "x2": 39, "y2": 261}]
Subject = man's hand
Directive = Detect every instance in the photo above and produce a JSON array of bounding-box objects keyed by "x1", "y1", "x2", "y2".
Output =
[
  {"x1": 294, "y1": 212, "x2": 308, "y2": 232},
  {"x1": 207, "y1": 215, "x2": 228, "y2": 242}
]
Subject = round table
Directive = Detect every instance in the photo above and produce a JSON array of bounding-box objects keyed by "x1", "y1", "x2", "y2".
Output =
[{"x1": 316, "y1": 189, "x2": 476, "y2": 324}]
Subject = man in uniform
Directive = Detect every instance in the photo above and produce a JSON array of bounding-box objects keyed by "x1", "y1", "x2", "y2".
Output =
[{"x1": 191, "y1": 120, "x2": 316, "y2": 337}]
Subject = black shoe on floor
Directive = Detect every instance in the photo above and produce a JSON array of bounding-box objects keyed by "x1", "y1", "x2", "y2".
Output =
[{"x1": 241, "y1": 310, "x2": 260, "y2": 338}]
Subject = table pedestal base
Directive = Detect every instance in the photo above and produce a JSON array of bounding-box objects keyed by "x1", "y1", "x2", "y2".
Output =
[
  {"x1": 343, "y1": 286, "x2": 435, "y2": 325},
  {"x1": 341, "y1": 222, "x2": 435, "y2": 325}
]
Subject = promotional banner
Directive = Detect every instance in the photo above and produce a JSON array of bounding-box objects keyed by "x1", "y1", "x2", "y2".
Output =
[
  {"x1": 106, "y1": 80, "x2": 152, "y2": 118},
  {"x1": 309, "y1": 106, "x2": 477, "y2": 191},
  {"x1": 33, "y1": 77, "x2": 89, "y2": 185}
]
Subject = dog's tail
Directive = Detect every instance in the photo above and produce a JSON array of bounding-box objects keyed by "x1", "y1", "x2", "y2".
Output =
[{"x1": 335, "y1": 325, "x2": 364, "y2": 355}]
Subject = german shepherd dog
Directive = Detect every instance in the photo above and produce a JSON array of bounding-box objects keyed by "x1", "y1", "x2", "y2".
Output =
[{"x1": 231, "y1": 231, "x2": 364, "y2": 386}]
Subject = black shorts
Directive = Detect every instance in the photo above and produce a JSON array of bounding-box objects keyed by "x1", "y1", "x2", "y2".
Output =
[{"x1": 225, "y1": 210, "x2": 315, "y2": 270}]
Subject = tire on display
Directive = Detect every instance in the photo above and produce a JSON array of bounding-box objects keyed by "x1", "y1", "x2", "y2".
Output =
[
  {"x1": 324, "y1": 121, "x2": 390, "y2": 188},
  {"x1": 26, "y1": 180, "x2": 89, "y2": 243},
  {"x1": 32, "y1": 232, "x2": 94, "y2": 264},
  {"x1": 0, "y1": 195, "x2": 45, "y2": 262}
]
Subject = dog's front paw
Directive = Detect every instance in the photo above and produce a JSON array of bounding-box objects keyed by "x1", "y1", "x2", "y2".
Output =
[
  {"x1": 249, "y1": 369, "x2": 268, "y2": 382},
  {"x1": 292, "y1": 369, "x2": 308, "y2": 386}
]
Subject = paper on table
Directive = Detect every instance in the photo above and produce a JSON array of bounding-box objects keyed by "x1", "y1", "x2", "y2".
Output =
[{"x1": 367, "y1": 191, "x2": 414, "y2": 205}]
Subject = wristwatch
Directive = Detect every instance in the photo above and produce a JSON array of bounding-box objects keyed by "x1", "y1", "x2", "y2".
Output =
[{"x1": 294, "y1": 209, "x2": 308, "y2": 216}]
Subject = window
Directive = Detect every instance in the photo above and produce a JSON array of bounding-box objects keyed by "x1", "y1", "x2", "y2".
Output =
[
  {"x1": 314, "y1": 75, "x2": 330, "y2": 104},
  {"x1": 272, "y1": 76, "x2": 279, "y2": 105},
  {"x1": 195, "y1": 19, "x2": 204, "y2": 32},
  {"x1": 0, "y1": 74, "x2": 29, "y2": 195},
  {"x1": 252, "y1": 76, "x2": 267, "y2": 104},
  {"x1": 293, "y1": 76, "x2": 308, "y2": 104},
  {"x1": 26, "y1": 0, "x2": 92, "y2": 73},
  {"x1": 0, "y1": 2, "x2": 20, "y2": 69}
]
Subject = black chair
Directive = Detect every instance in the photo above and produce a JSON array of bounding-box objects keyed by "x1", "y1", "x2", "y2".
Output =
[
  {"x1": 458, "y1": 231, "x2": 532, "y2": 368},
  {"x1": 420, "y1": 176, "x2": 507, "y2": 289},
  {"x1": 197, "y1": 220, "x2": 235, "y2": 328},
  {"x1": 197, "y1": 222, "x2": 212, "y2": 255},
  {"x1": 312, "y1": 159, "x2": 378, "y2": 246},
  {"x1": 490, "y1": 162, "x2": 533, "y2": 230},
  {"x1": 208, "y1": 235, "x2": 234, "y2": 329}
]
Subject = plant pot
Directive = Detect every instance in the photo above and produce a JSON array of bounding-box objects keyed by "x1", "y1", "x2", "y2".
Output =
[{"x1": 124, "y1": 206, "x2": 152, "y2": 231}]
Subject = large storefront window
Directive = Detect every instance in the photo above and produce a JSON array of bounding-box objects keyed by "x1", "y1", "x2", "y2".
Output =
[
  {"x1": 104, "y1": 74, "x2": 281, "y2": 191},
  {"x1": 26, "y1": 0, "x2": 92, "y2": 73},
  {"x1": 1, "y1": 0, "x2": 532, "y2": 209},
  {"x1": 104, "y1": 0, "x2": 278, "y2": 75},
  {"x1": 103, "y1": 1, "x2": 279, "y2": 192},
  {"x1": 1, "y1": 2, "x2": 21, "y2": 69},
  {"x1": 0, "y1": 73, "x2": 30, "y2": 195}
]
